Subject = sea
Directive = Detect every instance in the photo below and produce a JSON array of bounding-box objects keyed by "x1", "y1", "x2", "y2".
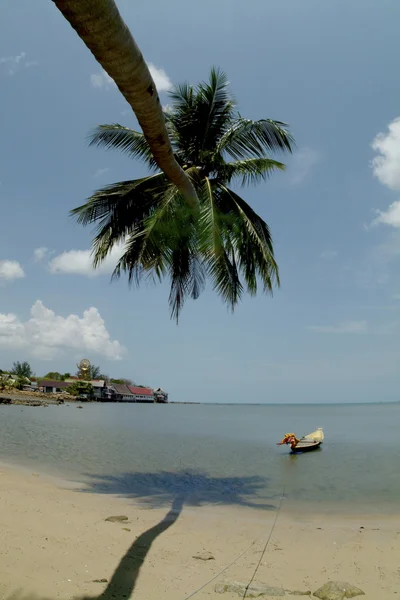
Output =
[{"x1": 0, "y1": 402, "x2": 399, "y2": 515}]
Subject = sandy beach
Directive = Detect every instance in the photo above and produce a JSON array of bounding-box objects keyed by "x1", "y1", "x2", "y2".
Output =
[{"x1": 0, "y1": 464, "x2": 398, "y2": 600}]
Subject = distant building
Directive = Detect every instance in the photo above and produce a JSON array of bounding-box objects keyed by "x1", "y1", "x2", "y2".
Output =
[
  {"x1": 108, "y1": 383, "x2": 134, "y2": 401},
  {"x1": 38, "y1": 380, "x2": 70, "y2": 394},
  {"x1": 63, "y1": 378, "x2": 106, "y2": 399},
  {"x1": 128, "y1": 386, "x2": 154, "y2": 402},
  {"x1": 90, "y1": 380, "x2": 106, "y2": 399},
  {"x1": 104, "y1": 384, "x2": 157, "y2": 402},
  {"x1": 36, "y1": 377, "x2": 167, "y2": 402},
  {"x1": 154, "y1": 388, "x2": 168, "y2": 403}
]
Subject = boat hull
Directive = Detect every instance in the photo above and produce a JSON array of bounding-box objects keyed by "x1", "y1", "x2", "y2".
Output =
[{"x1": 291, "y1": 441, "x2": 322, "y2": 454}]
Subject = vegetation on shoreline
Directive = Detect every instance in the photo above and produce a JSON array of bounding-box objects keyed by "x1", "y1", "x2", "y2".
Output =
[{"x1": 0, "y1": 361, "x2": 136, "y2": 387}]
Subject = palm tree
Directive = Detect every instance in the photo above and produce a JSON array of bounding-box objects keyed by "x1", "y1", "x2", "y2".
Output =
[
  {"x1": 51, "y1": 0, "x2": 196, "y2": 203},
  {"x1": 72, "y1": 68, "x2": 294, "y2": 320}
]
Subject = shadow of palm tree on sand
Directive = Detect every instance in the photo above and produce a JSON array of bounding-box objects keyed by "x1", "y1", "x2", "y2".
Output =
[
  {"x1": 81, "y1": 494, "x2": 185, "y2": 600},
  {"x1": 78, "y1": 468, "x2": 275, "y2": 510},
  {"x1": 7, "y1": 470, "x2": 276, "y2": 600}
]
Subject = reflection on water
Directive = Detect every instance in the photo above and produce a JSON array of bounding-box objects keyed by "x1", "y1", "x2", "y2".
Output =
[{"x1": 0, "y1": 402, "x2": 399, "y2": 513}]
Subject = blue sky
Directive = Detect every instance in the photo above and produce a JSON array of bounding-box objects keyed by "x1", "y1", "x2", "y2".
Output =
[{"x1": 1, "y1": 0, "x2": 400, "y2": 403}]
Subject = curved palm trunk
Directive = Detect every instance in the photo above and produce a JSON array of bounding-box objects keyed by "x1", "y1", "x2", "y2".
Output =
[{"x1": 51, "y1": 0, "x2": 197, "y2": 206}]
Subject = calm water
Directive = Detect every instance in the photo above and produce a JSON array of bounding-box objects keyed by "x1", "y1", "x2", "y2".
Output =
[{"x1": 0, "y1": 402, "x2": 399, "y2": 514}]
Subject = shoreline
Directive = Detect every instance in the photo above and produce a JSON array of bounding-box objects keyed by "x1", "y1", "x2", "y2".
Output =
[
  {"x1": 2, "y1": 393, "x2": 399, "y2": 407},
  {"x1": 0, "y1": 463, "x2": 398, "y2": 599}
]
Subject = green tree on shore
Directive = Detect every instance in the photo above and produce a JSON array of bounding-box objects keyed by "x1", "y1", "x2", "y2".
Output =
[
  {"x1": 72, "y1": 68, "x2": 294, "y2": 320},
  {"x1": 66, "y1": 381, "x2": 94, "y2": 399},
  {"x1": 11, "y1": 361, "x2": 33, "y2": 379},
  {"x1": 43, "y1": 371, "x2": 65, "y2": 381},
  {"x1": 110, "y1": 378, "x2": 133, "y2": 385}
]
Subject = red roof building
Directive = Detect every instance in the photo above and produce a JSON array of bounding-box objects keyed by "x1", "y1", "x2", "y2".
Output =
[{"x1": 128, "y1": 386, "x2": 153, "y2": 397}]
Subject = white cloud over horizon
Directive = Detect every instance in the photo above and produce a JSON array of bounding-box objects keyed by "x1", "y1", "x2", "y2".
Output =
[
  {"x1": 90, "y1": 63, "x2": 173, "y2": 93},
  {"x1": 289, "y1": 147, "x2": 320, "y2": 185},
  {"x1": 0, "y1": 260, "x2": 25, "y2": 280},
  {"x1": 48, "y1": 243, "x2": 125, "y2": 277},
  {"x1": 0, "y1": 300, "x2": 125, "y2": 360}
]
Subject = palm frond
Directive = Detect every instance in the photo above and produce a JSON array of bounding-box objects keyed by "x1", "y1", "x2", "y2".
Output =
[
  {"x1": 216, "y1": 118, "x2": 294, "y2": 160},
  {"x1": 107, "y1": 179, "x2": 182, "y2": 278},
  {"x1": 168, "y1": 82, "x2": 195, "y2": 108},
  {"x1": 71, "y1": 173, "x2": 169, "y2": 265},
  {"x1": 167, "y1": 238, "x2": 205, "y2": 323},
  {"x1": 215, "y1": 184, "x2": 279, "y2": 294},
  {"x1": 198, "y1": 178, "x2": 243, "y2": 309},
  {"x1": 166, "y1": 69, "x2": 235, "y2": 164},
  {"x1": 88, "y1": 124, "x2": 158, "y2": 169},
  {"x1": 111, "y1": 177, "x2": 204, "y2": 321},
  {"x1": 216, "y1": 157, "x2": 285, "y2": 186},
  {"x1": 197, "y1": 67, "x2": 235, "y2": 154}
]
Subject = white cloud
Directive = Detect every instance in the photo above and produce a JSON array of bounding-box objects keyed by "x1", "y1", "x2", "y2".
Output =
[
  {"x1": 147, "y1": 63, "x2": 173, "y2": 92},
  {"x1": 93, "y1": 167, "x2": 109, "y2": 178},
  {"x1": 0, "y1": 260, "x2": 25, "y2": 280},
  {"x1": 320, "y1": 250, "x2": 338, "y2": 260},
  {"x1": 289, "y1": 147, "x2": 320, "y2": 185},
  {"x1": 371, "y1": 118, "x2": 400, "y2": 190},
  {"x1": 0, "y1": 300, "x2": 125, "y2": 360},
  {"x1": 0, "y1": 52, "x2": 37, "y2": 75},
  {"x1": 372, "y1": 199, "x2": 400, "y2": 228},
  {"x1": 91, "y1": 63, "x2": 172, "y2": 93},
  {"x1": 90, "y1": 71, "x2": 114, "y2": 89},
  {"x1": 33, "y1": 247, "x2": 49, "y2": 262},
  {"x1": 49, "y1": 243, "x2": 125, "y2": 277},
  {"x1": 310, "y1": 320, "x2": 367, "y2": 334}
]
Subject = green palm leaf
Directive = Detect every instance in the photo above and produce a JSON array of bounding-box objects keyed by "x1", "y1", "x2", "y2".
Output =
[
  {"x1": 88, "y1": 124, "x2": 158, "y2": 169},
  {"x1": 216, "y1": 117, "x2": 294, "y2": 160},
  {"x1": 216, "y1": 184, "x2": 279, "y2": 293},
  {"x1": 198, "y1": 178, "x2": 243, "y2": 310},
  {"x1": 216, "y1": 157, "x2": 285, "y2": 186},
  {"x1": 197, "y1": 67, "x2": 234, "y2": 154},
  {"x1": 71, "y1": 172, "x2": 169, "y2": 265}
]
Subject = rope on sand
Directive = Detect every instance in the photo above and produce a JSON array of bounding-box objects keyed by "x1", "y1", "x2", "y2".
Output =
[{"x1": 182, "y1": 488, "x2": 286, "y2": 600}]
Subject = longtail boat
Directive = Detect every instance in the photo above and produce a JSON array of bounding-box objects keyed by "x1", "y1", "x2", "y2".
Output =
[{"x1": 277, "y1": 428, "x2": 324, "y2": 454}]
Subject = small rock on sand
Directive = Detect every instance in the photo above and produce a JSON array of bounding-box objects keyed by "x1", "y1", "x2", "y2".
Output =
[
  {"x1": 193, "y1": 551, "x2": 215, "y2": 561},
  {"x1": 313, "y1": 581, "x2": 365, "y2": 600},
  {"x1": 215, "y1": 581, "x2": 285, "y2": 597},
  {"x1": 105, "y1": 515, "x2": 129, "y2": 523}
]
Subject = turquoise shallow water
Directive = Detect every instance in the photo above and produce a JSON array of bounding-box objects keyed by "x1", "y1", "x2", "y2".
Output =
[{"x1": 0, "y1": 402, "x2": 399, "y2": 514}]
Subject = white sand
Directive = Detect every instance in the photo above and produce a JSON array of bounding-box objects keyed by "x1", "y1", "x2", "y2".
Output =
[{"x1": 0, "y1": 465, "x2": 398, "y2": 600}]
